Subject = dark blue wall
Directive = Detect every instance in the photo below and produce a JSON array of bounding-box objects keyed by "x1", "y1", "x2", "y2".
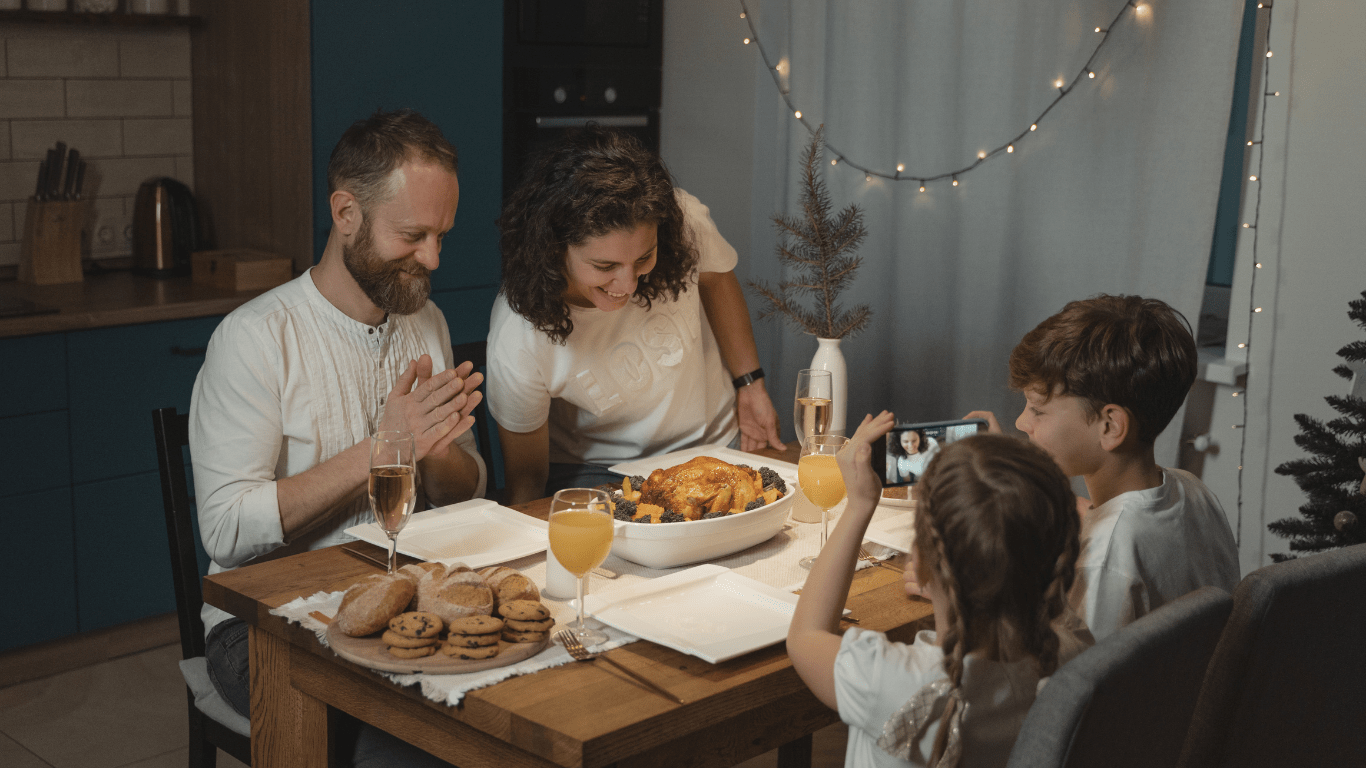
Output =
[
  {"x1": 310, "y1": 1, "x2": 503, "y2": 343},
  {"x1": 1207, "y1": 0, "x2": 1260, "y2": 287}
]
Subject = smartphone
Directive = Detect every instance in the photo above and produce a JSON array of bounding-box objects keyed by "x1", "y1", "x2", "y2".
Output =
[{"x1": 872, "y1": 418, "x2": 989, "y2": 487}]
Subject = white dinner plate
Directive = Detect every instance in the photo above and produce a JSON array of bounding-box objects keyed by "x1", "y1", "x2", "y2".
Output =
[
  {"x1": 344, "y1": 498, "x2": 548, "y2": 568},
  {"x1": 864, "y1": 510, "x2": 916, "y2": 553},
  {"x1": 581, "y1": 564, "x2": 801, "y2": 664},
  {"x1": 607, "y1": 444, "x2": 798, "y2": 478}
]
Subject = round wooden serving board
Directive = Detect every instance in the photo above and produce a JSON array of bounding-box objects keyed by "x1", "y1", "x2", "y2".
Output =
[{"x1": 326, "y1": 623, "x2": 552, "y2": 675}]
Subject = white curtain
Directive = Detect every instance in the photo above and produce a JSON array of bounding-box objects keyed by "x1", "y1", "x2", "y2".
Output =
[{"x1": 743, "y1": 0, "x2": 1245, "y2": 465}]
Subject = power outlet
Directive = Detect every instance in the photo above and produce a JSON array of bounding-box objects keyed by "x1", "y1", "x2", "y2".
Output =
[{"x1": 90, "y1": 197, "x2": 132, "y2": 258}]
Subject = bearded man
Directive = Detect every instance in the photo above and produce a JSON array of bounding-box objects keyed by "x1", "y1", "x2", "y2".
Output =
[{"x1": 189, "y1": 110, "x2": 481, "y2": 766}]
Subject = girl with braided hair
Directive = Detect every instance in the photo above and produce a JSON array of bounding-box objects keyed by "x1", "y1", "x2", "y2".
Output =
[{"x1": 788, "y1": 412, "x2": 1084, "y2": 768}]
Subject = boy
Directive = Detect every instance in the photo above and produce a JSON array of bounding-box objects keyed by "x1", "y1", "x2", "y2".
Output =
[{"x1": 968, "y1": 294, "x2": 1239, "y2": 641}]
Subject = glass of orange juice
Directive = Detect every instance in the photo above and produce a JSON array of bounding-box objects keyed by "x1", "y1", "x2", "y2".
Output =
[
  {"x1": 549, "y1": 487, "x2": 615, "y2": 647},
  {"x1": 798, "y1": 434, "x2": 849, "y2": 569}
]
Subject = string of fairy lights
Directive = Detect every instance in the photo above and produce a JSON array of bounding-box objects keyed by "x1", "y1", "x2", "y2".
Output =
[
  {"x1": 735, "y1": 0, "x2": 1154, "y2": 189},
  {"x1": 1232, "y1": 1, "x2": 1278, "y2": 545}
]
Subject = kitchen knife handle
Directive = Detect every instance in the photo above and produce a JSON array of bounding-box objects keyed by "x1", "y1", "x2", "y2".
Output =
[
  {"x1": 73, "y1": 160, "x2": 87, "y2": 199},
  {"x1": 34, "y1": 158, "x2": 48, "y2": 200},
  {"x1": 62, "y1": 149, "x2": 81, "y2": 200}
]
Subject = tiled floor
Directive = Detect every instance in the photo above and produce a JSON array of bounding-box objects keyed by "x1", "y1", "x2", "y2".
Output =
[{"x1": 0, "y1": 643, "x2": 846, "y2": 768}]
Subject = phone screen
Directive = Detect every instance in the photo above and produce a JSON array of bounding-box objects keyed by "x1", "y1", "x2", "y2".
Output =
[{"x1": 875, "y1": 419, "x2": 987, "y2": 487}]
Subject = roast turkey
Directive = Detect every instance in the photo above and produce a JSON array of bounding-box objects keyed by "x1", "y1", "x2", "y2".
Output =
[{"x1": 638, "y1": 456, "x2": 762, "y2": 520}]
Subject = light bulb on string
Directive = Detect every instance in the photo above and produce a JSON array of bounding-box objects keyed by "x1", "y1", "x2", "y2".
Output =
[
  {"x1": 1134, "y1": 3, "x2": 1149, "y2": 15},
  {"x1": 865, "y1": 174, "x2": 872, "y2": 182},
  {"x1": 744, "y1": 38, "x2": 751, "y2": 44},
  {"x1": 1095, "y1": 26, "x2": 1104, "y2": 33},
  {"x1": 952, "y1": 177, "x2": 959, "y2": 187},
  {"x1": 1249, "y1": 175, "x2": 1258, "y2": 181},
  {"x1": 1007, "y1": 145, "x2": 1014, "y2": 153},
  {"x1": 831, "y1": 158, "x2": 838, "y2": 166},
  {"x1": 896, "y1": 163, "x2": 904, "y2": 172},
  {"x1": 794, "y1": 110, "x2": 802, "y2": 119},
  {"x1": 1256, "y1": 263, "x2": 1263, "y2": 268},
  {"x1": 1238, "y1": 343, "x2": 1247, "y2": 349},
  {"x1": 1087, "y1": 70, "x2": 1096, "y2": 79},
  {"x1": 1255, "y1": 307, "x2": 1263, "y2": 313},
  {"x1": 1055, "y1": 78, "x2": 1065, "y2": 89},
  {"x1": 740, "y1": 11, "x2": 746, "y2": 17},
  {"x1": 977, "y1": 151, "x2": 986, "y2": 159},
  {"x1": 1266, "y1": 50, "x2": 1273, "y2": 57},
  {"x1": 1030, "y1": 124, "x2": 1038, "y2": 131},
  {"x1": 919, "y1": 184, "x2": 926, "y2": 192}
]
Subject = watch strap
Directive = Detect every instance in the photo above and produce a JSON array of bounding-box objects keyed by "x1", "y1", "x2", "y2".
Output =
[{"x1": 732, "y1": 367, "x2": 765, "y2": 389}]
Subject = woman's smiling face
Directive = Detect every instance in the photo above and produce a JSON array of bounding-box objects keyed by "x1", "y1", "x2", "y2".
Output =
[
  {"x1": 901, "y1": 430, "x2": 921, "y2": 454},
  {"x1": 562, "y1": 222, "x2": 658, "y2": 311}
]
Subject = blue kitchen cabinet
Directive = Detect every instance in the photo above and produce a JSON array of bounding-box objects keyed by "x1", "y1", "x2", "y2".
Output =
[
  {"x1": 0, "y1": 333, "x2": 67, "y2": 419},
  {"x1": 0, "y1": 487, "x2": 78, "y2": 650},
  {"x1": 0, "y1": 411, "x2": 71, "y2": 498},
  {"x1": 72, "y1": 470, "x2": 174, "y2": 633},
  {"x1": 67, "y1": 316, "x2": 222, "y2": 484},
  {"x1": 311, "y1": 0, "x2": 503, "y2": 291}
]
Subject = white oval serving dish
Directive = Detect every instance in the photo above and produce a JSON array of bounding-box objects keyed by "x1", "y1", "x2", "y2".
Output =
[{"x1": 606, "y1": 447, "x2": 798, "y2": 569}]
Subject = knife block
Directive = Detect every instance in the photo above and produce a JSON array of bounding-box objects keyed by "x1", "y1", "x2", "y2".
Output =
[{"x1": 19, "y1": 199, "x2": 86, "y2": 285}]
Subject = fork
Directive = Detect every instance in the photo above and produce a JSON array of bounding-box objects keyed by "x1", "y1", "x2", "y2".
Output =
[
  {"x1": 858, "y1": 546, "x2": 905, "y2": 573},
  {"x1": 555, "y1": 629, "x2": 686, "y2": 705}
]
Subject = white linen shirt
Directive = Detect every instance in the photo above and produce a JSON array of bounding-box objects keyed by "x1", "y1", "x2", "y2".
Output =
[
  {"x1": 1069, "y1": 467, "x2": 1239, "y2": 641},
  {"x1": 190, "y1": 268, "x2": 485, "y2": 633},
  {"x1": 835, "y1": 628, "x2": 1041, "y2": 768},
  {"x1": 486, "y1": 189, "x2": 740, "y2": 465}
]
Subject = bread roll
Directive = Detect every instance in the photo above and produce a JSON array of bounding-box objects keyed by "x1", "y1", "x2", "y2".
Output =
[
  {"x1": 418, "y1": 569, "x2": 495, "y2": 625},
  {"x1": 334, "y1": 574, "x2": 415, "y2": 637},
  {"x1": 477, "y1": 566, "x2": 540, "y2": 610},
  {"x1": 398, "y1": 562, "x2": 447, "y2": 610}
]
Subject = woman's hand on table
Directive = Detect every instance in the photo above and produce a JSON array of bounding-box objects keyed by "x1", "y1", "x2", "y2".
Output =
[
  {"x1": 836, "y1": 411, "x2": 895, "y2": 513},
  {"x1": 736, "y1": 381, "x2": 786, "y2": 451}
]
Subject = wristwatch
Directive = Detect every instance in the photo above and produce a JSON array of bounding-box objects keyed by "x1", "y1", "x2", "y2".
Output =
[{"x1": 732, "y1": 367, "x2": 765, "y2": 389}]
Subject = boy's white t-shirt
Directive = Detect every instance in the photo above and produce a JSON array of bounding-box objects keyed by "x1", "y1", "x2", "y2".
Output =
[
  {"x1": 487, "y1": 189, "x2": 740, "y2": 466},
  {"x1": 834, "y1": 628, "x2": 1041, "y2": 768},
  {"x1": 1069, "y1": 467, "x2": 1240, "y2": 641}
]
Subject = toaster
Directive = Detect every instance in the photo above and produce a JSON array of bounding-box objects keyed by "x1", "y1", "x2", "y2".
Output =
[{"x1": 132, "y1": 177, "x2": 200, "y2": 277}]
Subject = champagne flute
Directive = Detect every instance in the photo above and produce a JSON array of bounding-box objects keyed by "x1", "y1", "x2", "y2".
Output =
[
  {"x1": 549, "y1": 487, "x2": 614, "y2": 647},
  {"x1": 797, "y1": 434, "x2": 849, "y2": 569},
  {"x1": 369, "y1": 431, "x2": 417, "y2": 575},
  {"x1": 794, "y1": 369, "x2": 834, "y2": 445}
]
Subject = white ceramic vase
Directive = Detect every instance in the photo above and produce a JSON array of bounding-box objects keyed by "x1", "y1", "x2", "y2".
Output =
[{"x1": 810, "y1": 337, "x2": 847, "y2": 436}]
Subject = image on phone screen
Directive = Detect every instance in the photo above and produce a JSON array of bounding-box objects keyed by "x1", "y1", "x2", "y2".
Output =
[{"x1": 880, "y1": 419, "x2": 987, "y2": 487}]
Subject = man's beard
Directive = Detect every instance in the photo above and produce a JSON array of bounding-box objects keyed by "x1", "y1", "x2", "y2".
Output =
[{"x1": 343, "y1": 216, "x2": 432, "y2": 316}]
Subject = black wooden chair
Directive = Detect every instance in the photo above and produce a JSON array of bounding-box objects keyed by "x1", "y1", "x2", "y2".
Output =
[
  {"x1": 152, "y1": 407, "x2": 252, "y2": 767},
  {"x1": 452, "y1": 339, "x2": 499, "y2": 497}
]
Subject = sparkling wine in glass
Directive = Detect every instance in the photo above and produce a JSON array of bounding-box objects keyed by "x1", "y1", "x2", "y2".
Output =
[
  {"x1": 794, "y1": 369, "x2": 834, "y2": 445},
  {"x1": 798, "y1": 434, "x2": 849, "y2": 569},
  {"x1": 369, "y1": 431, "x2": 417, "y2": 575},
  {"x1": 549, "y1": 487, "x2": 614, "y2": 648}
]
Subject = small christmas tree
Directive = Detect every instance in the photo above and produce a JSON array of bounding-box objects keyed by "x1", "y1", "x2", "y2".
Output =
[
  {"x1": 1269, "y1": 290, "x2": 1366, "y2": 561},
  {"x1": 748, "y1": 126, "x2": 872, "y2": 339}
]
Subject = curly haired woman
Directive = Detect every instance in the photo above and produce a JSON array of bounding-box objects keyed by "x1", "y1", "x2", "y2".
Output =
[{"x1": 488, "y1": 126, "x2": 784, "y2": 503}]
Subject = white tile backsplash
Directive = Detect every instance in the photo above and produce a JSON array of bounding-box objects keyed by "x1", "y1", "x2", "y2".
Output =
[
  {"x1": 1, "y1": 26, "x2": 192, "y2": 261},
  {"x1": 11, "y1": 119, "x2": 122, "y2": 159},
  {"x1": 7, "y1": 36, "x2": 119, "y2": 78},
  {"x1": 0, "y1": 80, "x2": 65, "y2": 118}
]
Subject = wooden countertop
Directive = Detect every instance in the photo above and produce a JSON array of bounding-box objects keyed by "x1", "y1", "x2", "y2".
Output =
[{"x1": 0, "y1": 271, "x2": 272, "y2": 339}]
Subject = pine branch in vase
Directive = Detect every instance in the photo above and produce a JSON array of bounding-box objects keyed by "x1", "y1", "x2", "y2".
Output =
[{"x1": 747, "y1": 126, "x2": 872, "y2": 340}]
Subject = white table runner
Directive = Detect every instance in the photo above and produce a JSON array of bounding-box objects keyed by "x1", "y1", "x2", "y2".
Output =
[{"x1": 271, "y1": 502, "x2": 912, "y2": 706}]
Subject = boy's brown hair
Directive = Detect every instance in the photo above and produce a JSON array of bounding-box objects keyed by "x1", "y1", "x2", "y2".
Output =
[{"x1": 1008, "y1": 294, "x2": 1197, "y2": 444}]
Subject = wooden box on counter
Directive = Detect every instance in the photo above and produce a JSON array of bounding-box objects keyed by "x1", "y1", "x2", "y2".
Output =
[
  {"x1": 191, "y1": 249, "x2": 292, "y2": 292},
  {"x1": 19, "y1": 199, "x2": 87, "y2": 286}
]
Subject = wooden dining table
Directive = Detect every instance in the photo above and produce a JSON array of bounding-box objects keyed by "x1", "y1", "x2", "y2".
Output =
[{"x1": 202, "y1": 442, "x2": 933, "y2": 768}]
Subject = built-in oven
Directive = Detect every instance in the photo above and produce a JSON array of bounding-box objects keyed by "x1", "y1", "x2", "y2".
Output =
[{"x1": 502, "y1": 0, "x2": 664, "y2": 196}]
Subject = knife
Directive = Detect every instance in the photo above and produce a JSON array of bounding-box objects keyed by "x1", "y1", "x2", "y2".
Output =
[
  {"x1": 50, "y1": 142, "x2": 67, "y2": 199},
  {"x1": 72, "y1": 159, "x2": 87, "y2": 200},
  {"x1": 42, "y1": 149, "x2": 59, "y2": 201},
  {"x1": 34, "y1": 158, "x2": 48, "y2": 200},
  {"x1": 62, "y1": 149, "x2": 81, "y2": 200}
]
